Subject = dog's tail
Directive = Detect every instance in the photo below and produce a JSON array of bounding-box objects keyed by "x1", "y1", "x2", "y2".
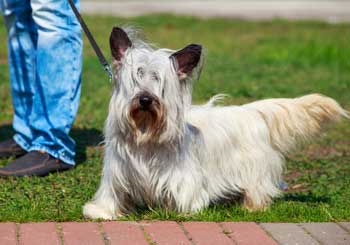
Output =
[{"x1": 245, "y1": 94, "x2": 349, "y2": 154}]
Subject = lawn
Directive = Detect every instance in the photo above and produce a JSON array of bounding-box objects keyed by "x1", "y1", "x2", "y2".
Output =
[{"x1": 0, "y1": 15, "x2": 349, "y2": 223}]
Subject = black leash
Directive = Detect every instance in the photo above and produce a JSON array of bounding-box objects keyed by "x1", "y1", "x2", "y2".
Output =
[{"x1": 67, "y1": 0, "x2": 113, "y2": 82}]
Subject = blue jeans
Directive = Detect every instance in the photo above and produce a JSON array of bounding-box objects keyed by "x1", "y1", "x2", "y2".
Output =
[{"x1": 0, "y1": 0, "x2": 83, "y2": 165}]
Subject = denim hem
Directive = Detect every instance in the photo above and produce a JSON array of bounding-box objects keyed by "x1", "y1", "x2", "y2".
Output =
[
  {"x1": 13, "y1": 134, "x2": 75, "y2": 166},
  {"x1": 13, "y1": 134, "x2": 31, "y2": 152}
]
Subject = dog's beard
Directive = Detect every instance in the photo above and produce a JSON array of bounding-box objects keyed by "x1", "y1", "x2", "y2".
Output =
[{"x1": 128, "y1": 96, "x2": 166, "y2": 145}]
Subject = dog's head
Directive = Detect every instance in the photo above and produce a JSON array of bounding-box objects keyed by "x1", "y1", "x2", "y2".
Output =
[{"x1": 109, "y1": 27, "x2": 203, "y2": 145}]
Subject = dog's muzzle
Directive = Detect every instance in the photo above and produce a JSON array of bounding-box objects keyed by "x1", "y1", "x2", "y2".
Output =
[{"x1": 128, "y1": 92, "x2": 166, "y2": 141}]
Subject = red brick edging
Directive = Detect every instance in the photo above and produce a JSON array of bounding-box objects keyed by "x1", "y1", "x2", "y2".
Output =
[
  {"x1": 0, "y1": 221, "x2": 276, "y2": 245},
  {"x1": 1, "y1": 221, "x2": 350, "y2": 244}
]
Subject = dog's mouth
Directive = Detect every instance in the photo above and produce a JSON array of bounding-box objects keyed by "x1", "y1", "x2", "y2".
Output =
[
  {"x1": 128, "y1": 93, "x2": 166, "y2": 143},
  {"x1": 130, "y1": 107, "x2": 158, "y2": 133}
]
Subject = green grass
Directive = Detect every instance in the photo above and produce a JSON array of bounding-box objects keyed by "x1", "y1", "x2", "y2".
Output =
[{"x1": 0, "y1": 15, "x2": 349, "y2": 223}]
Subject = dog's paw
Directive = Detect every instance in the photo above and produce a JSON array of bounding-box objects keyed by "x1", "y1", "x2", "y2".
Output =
[
  {"x1": 83, "y1": 202, "x2": 122, "y2": 220},
  {"x1": 243, "y1": 195, "x2": 269, "y2": 212}
]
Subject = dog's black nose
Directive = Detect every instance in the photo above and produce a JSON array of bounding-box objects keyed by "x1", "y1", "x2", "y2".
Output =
[{"x1": 139, "y1": 95, "x2": 153, "y2": 108}]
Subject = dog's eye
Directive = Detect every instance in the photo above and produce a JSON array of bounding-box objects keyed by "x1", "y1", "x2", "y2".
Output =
[
  {"x1": 151, "y1": 72, "x2": 160, "y2": 82},
  {"x1": 137, "y1": 67, "x2": 144, "y2": 78}
]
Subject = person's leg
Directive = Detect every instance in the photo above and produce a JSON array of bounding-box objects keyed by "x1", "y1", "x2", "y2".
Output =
[
  {"x1": 0, "y1": 0, "x2": 37, "y2": 154},
  {"x1": 0, "y1": 0, "x2": 82, "y2": 176},
  {"x1": 27, "y1": 0, "x2": 83, "y2": 165}
]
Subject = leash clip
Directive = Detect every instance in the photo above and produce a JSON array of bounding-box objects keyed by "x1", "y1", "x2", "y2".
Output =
[{"x1": 104, "y1": 64, "x2": 114, "y2": 83}]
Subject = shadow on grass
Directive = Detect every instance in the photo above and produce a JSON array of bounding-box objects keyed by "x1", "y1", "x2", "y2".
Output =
[
  {"x1": 0, "y1": 124, "x2": 102, "y2": 165},
  {"x1": 283, "y1": 192, "x2": 331, "y2": 203}
]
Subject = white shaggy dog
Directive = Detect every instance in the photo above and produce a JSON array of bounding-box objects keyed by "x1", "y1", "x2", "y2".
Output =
[{"x1": 83, "y1": 27, "x2": 348, "y2": 220}]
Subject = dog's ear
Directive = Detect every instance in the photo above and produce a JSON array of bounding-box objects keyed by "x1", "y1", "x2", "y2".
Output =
[
  {"x1": 170, "y1": 44, "x2": 202, "y2": 80},
  {"x1": 110, "y1": 27, "x2": 132, "y2": 62}
]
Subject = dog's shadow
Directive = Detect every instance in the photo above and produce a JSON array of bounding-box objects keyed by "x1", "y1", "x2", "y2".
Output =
[
  {"x1": 282, "y1": 192, "x2": 331, "y2": 203},
  {"x1": 0, "y1": 124, "x2": 103, "y2": 165}
]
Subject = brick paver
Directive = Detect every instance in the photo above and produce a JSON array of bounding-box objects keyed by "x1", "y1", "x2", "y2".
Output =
[
  {"x1": 261, "y1": 223, "x2": 318, "y2": 245},
  {"x1": 142, "y1": 221, "x2": 191, "y2": 245},
  {"x1": 102, "y1": 221, "x2": 147, "y2": 245},
  {"x1": 61, "y1": 222, "x2": 104, "y2": 245},
  {"x1": 20, "y1": 223, "x2": 60, "y2": 245},
  {"x1": 301, "y1": 222, "x2": 350, "y2": 245},
  {"x1": 0, "y1": 221, "x2": 349, "y2": 244},
  {"x1": 222, "y1": 222, "x2": 277, "y2": 245},
  {"x1": 0, "y1": 222, "x2": 16, "y2": 245},
  {"x1": 183, "y1": 222, "x2": 233, "y2": 245}
]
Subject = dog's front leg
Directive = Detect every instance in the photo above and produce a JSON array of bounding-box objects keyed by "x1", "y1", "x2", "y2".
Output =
[
  {"x1": 83, "y1": 175, "x2": 125, "y2": 220},
  {"x1": 83, "y1": 143, "x2": 133, "y2": 220},
  {"x1": 168, "y1": 172, "x2": 211, "y2": 213}
]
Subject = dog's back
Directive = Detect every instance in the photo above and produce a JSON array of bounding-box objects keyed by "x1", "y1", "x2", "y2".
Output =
[{"x1": 187, "y1": 93, "x2": 348, "y2": 157}]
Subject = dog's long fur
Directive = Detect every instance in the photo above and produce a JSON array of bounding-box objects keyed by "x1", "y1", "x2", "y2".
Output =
[{"x1": 83, "y1": 27, "x2": 348, "y2": 220}]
